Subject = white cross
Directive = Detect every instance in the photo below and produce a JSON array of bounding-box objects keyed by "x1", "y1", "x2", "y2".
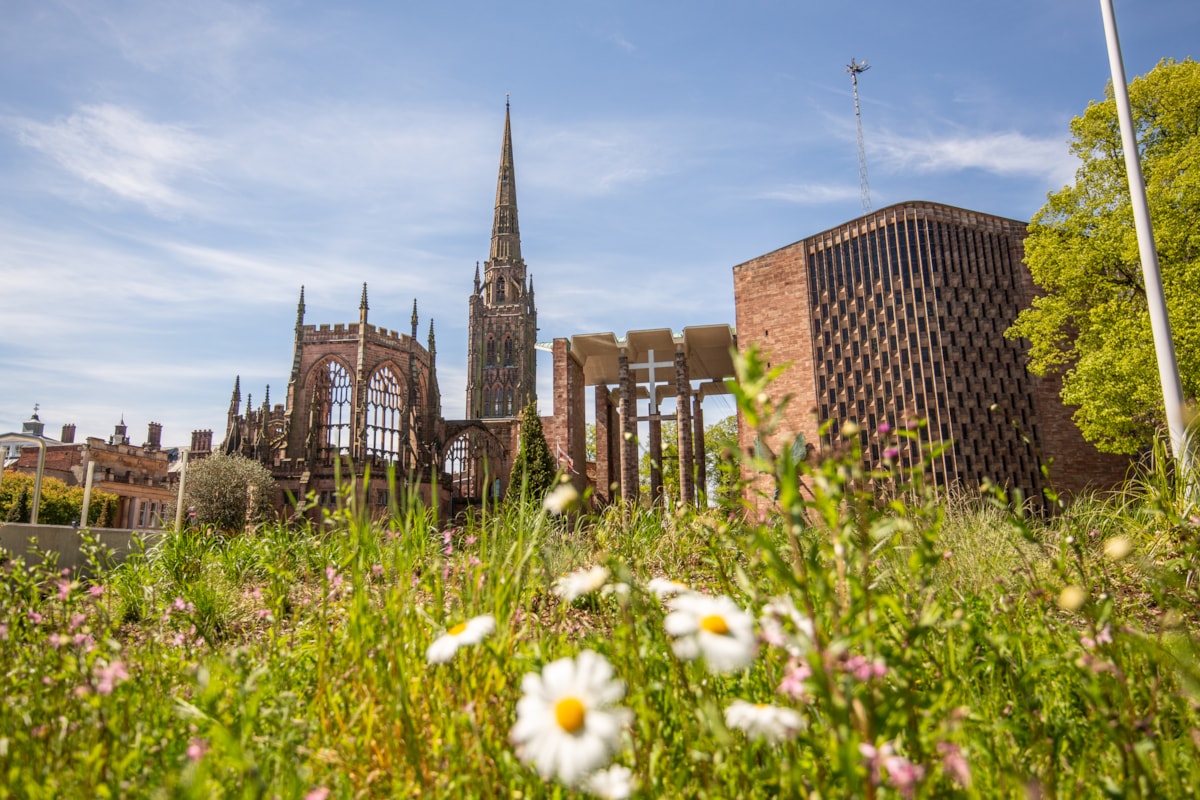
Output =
[{"x1": 630, "y1": 349, "x2": 675, "y2": 413}]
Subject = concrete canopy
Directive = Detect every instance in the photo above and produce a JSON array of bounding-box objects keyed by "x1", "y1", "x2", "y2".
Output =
[{"x1": 567, "y1": 325, "x2": 737, "y2": 395}]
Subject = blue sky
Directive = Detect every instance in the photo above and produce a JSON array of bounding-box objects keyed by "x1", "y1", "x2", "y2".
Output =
[{"x1": 1, "y1": 0, "x2": 1196, "y2": 445}]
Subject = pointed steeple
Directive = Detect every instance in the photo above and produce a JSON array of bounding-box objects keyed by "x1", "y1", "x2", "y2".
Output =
[
  {"x1": 474, "y1": 261, "x2": 481, "y2": 293},
  {"x1": 359, "y1": 282, "x2": 369, "y2": 311},
  {"x1": 428, "y1": 318, "x2": 436, "y2": 356},
  {"x1": 229, "y1": 376, "x2": 242, "y2": 413},
  {"x1": 490, "y1": 97, "x2": 522, "y2": 264},
  {"x1": 296, "y1": 286, "x2": 306, "y2": 328},
  {"x1": 411, "y1": 298, "x2": 419, "y2": 338},
  {"x1": 263, "y1": 385, "x2": 270, "y2": 410}
]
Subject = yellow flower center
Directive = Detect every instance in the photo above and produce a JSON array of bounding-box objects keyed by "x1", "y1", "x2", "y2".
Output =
[
  {"x1": 448, "y1": 622, "x2": 467, "y2": 637},
  {"x1": 554, "y1": 696, "x2": 587, "y2": 733},
  {"x1": 700, "y1": 614, "x2": 730, "y2": 635}
]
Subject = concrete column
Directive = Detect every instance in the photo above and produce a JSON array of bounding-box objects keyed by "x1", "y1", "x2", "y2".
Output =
[
  {"x1": 693, "y1": 393, "x2": 706, "y2": 507},
  {"x1": 675, "y1": 348, "x2": 694, "y2": 508},
  {"x1": 618, "y1": 352, "x2": 639, "y2": 504}
]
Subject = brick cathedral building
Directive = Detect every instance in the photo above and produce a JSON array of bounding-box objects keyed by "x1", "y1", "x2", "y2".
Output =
[
  {"x1": 221, "y1": 106, "x2": 533, "y2": 514},
  {"x1": 733, "y1": 201, "x2": 1128, "y2": 508}
]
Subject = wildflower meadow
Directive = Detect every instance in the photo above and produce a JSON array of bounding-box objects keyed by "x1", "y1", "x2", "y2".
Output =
[{"x1": 2, "y1": 350, "x2": 1200, "y2": 798}]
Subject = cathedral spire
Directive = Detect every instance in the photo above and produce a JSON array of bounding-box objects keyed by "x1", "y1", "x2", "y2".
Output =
[
  {"x1": 296, "y1": 286, "x2": 306, "y2": 328},
  {"x1": 411, "y1": 298, "x2": 419, "y2": 338},
  {"x1": 489, "y1": 98, "x2": 522, "y2": 264}
]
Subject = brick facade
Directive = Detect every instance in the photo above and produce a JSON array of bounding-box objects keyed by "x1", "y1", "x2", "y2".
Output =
[{"x1": 732, "y1": 201, "x2": 1128, "y2": 510}]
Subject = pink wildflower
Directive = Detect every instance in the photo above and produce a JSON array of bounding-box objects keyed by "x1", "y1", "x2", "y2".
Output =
[
  {"x1": 69, "y1": 612, "x2": 87, "y2": 632},
  {"x1": 937, "y1": 742, "x2": 971, "y2": 788},
  {"x1": 877, "y1": 422, "x2": 892, "y2": 434},
  {"x1": 778, "y1": 658, "x2": 813, "y2": 701},
  {"x1": 844, "y1": 654, "x2": 887, "y2": 682},
  {"x1": 0, "y1": 623, "x2": 7, "y2": 641},
  {"x1": 88, "y1": 584, "x2": 105, "y2": 597},
  {"x1": 883, "y1": 447, "x2": 900, "y2": 460},
  {"x1": 94, "y1": 660, "x2": 130, "y2": 695},
  {"x1": 186, "y1": 738, "x2": 209, "y2": 762},
  {"x1": 304, "y1": 788, "x2": 331, "y2": 800},
  {"x1": 371, "y1": 564, "x2": 384, "y2": 579},
  {"x1": 27, "y1": 611, "x2": 43, "y2": 625},
  {"x1": 49, "y1": 633, "x2": 67, "y2": 649},
  {"x1": 861, "y1": 741, "x2": 925, "y2": 798},
  {"x1": 325, "y1": 566, "x2": 343, "y2": 591},
  {"x1": 56, "y1": 579, "x2": 72, "y2": 601}
]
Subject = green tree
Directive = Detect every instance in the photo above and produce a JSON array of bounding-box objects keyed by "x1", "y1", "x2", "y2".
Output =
[
  {"x1": 0, "y1": 470, "x2": 118, "y2": 526},
  {"x1": 506, "y1": 403, "x2": 557, "y2": 502},
  {"x1": 1005, "y1": 58, "x2": 1200, "y2": 453},
  {"x1": 638, "y1": 416, "x2": 743, "y2": 507},
  {"x1": 704, "y1": 415, "x2": 741, "y2": 506},
  {"x1": 183, "y1": 453, "x2": 276, "y2": 533},
  {"x1": 640, "y1": 421, "x2": 681, "y2": 503}
]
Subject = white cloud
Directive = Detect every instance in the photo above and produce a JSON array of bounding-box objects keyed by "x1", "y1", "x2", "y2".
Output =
[
  {"x1": 756, "y1": 183, "x2": 861, "y2": 205},
  {"x1": 10, "y1": 104, "x2": 218, "y2": 214},
  {"x1": 68, "y1": 0, "x2": 272, "y2": 83},
  {"x1": 875, "y1": 129, "x2": 1075, "y2": 186},
  {"x1": 524, "y1": 122, "x2": 678, "y2": 196}
]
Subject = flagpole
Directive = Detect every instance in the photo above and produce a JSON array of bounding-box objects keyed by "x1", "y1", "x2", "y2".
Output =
[{"x1": 1098, "y1": 0, "x2": 1192, "y2": 473}]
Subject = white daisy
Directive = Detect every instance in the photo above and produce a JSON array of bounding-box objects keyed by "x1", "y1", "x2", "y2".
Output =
[
  {"x1": 553, "y1": 566, "x2": 610, "y2": 602},
  {"x1": 664, "y1": 593, "x2": 758, "y2": 673},
  {"x1": 544, "y1": 481, "x2": 581, "y2": 515},
  {"x1": 724, "y1": 700, "x2": 806, "y2": 743},
  {"x1": 647, "y1": 577, "x2": 691, "y2": 599},
  {"x1": 759, "y1": 595, "x2": 815, "y2": 657},
  {"x1": 425, "y1": 614, "x2": 496, "y2": 664},
  {"x1": 583, "y1": 764, "x2": 636, "y2": 799},
  {"x1": 510, "y1": 650, "x2": 633, "y2": 786}
]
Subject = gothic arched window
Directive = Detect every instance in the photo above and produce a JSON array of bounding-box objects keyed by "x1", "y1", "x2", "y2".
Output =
[
  {"x1": 366, "y1": 365, "x2": 405, "y2": 461},
  {"x1": 497, "y1": 279, "x2": 506, "y2": 302},
  {"x1": 486, "y1": 338, "x2": 496, "y2": 367},
  {"x1": 310, "y1": 358, "x2": 352, "y2": 461},
  {"x1": 503, "y1": 337, "x2": 514, "y2": 367}
]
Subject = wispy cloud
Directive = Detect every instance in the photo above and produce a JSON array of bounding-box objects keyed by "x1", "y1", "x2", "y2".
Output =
[
  {"x1": 68, "y1": 0, "x2": 272, "y2": 86},
  {"x1": 525, "y1": 122, "x2": 679, "y2": 196},
  {"x1": 9, "y1": 104, "x2": 218, "y2": 214},
  {"x1": 874, "y1": 129, "x2": 1075, "y2": 186},
  {"x1": 755, "y1": 183, "x2": 861, "y2": 205}
]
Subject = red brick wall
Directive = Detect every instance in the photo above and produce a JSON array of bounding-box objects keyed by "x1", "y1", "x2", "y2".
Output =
[{"x1": 733, "y1": 241, "x2": 820, "y2": 514}]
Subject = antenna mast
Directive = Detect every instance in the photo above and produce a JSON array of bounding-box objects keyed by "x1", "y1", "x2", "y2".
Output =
[{"x1": 846, "y1": 57, "x2": 872, "y2": 212}]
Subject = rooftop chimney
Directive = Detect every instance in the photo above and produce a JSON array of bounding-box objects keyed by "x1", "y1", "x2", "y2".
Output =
[{"x1": 60, "y1": 423, "x2": 76, "y2": 444}]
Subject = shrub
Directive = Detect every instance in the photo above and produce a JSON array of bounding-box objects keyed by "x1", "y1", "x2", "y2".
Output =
[{"x1": 182, "y1": 453, "x2": 275, "y2": 533}]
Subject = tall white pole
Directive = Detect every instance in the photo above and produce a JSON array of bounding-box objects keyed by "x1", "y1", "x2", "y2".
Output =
[
  {"x1": 80, "y1": 460, "x2": 95, "y2": 528},
  {"x1": 1099, "y1": 0, "x2": 1192, "y2": 472},
  {"x1": 174, "y1": 448, "x2": 190, "y2": 531}
]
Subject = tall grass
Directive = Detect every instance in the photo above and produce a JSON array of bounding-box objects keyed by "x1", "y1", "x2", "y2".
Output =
[{"x1": 1, "y1": 353, "x2": 1199, "y2": 798}]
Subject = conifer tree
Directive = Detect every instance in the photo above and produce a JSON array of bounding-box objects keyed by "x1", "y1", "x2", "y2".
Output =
[{"x1": 506, "y1": 403, "x2": 557, "y2": 502}]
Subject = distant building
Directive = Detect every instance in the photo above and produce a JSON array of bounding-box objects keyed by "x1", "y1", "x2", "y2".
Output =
[
  {"x1": 8, "y1": 417, "x2": 178, "y2": 528},
  {"x1": 732, "y1": 200, "x2": 1128, "y2": 508}
]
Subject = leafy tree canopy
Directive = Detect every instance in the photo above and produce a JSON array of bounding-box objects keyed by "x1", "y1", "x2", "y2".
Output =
[{"x1": 1006, "y1": 58, "x2": 1200, "y2": 454}]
